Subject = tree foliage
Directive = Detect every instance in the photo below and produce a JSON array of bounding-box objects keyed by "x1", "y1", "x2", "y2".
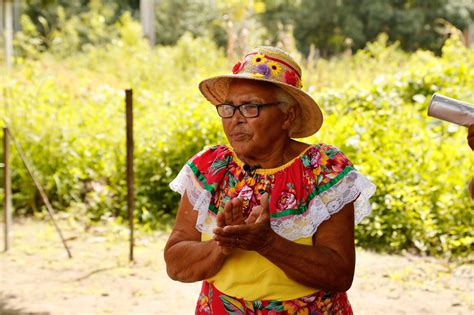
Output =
[
  {"x1": 153, "y1": 0, "x2": 223, "y2": 46},
  {"x1": 10, "y1": 0, "x2": 474, "y2": 59},
  {"x1": 289, "y1": 0, "x2": 474, "y2": 56}
]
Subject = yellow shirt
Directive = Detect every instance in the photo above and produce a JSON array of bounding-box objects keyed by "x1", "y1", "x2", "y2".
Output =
[{"x1": 202, "y1": 233, "x2": 319, "y2": 301}]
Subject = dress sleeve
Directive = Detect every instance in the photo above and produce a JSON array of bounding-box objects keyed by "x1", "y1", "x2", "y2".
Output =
[
  {"x1": 269, "y1": 144, "x2": 376, "y2": 241},
  {"x1": 311, "y1": 144, "x2": 376, "y2": 226},
  {"x1": 169, "y1": 145, "x2": 228, "y2": 232}
]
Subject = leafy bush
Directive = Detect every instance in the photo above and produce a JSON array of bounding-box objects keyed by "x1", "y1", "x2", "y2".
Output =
[
  {"x1": 0, "y1": 24, "x2": 472, "y2": 257},
  {"x1": 14, "y1": 1, "x2": 125, "y2": 58},
  {"x1": 310, "y1": 36, "x2": 473, "y2": 257}
]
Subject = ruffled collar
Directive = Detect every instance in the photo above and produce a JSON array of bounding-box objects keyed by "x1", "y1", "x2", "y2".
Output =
[{"x1": 226, "y1": 144, "x2": 313, "y2": 175}]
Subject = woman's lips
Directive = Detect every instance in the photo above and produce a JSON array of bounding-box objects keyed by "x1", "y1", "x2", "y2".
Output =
[{"x1": 231, "y1": 132, "x2": 250, "y2": 141}]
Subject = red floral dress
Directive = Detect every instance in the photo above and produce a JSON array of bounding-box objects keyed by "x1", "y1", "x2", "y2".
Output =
[
  {"x1": 170, "y1": 144, "x2": 376, "y2": 315},
  {"x1": 197, "y1": 281, "x2": 353, "y2": 315}
]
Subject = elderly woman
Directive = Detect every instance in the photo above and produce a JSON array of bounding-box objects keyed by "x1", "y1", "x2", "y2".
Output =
[{"x1": 164, "y1": 46, "x2": 376, "y2": 314}]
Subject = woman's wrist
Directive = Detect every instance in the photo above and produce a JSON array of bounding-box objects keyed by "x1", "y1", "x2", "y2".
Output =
[
  {"x1": 256, "y1": 230, "x2": 281, "y2": 256},
  {"x1": 212, "y1": 239, "x2": 233, "y2": 258}
]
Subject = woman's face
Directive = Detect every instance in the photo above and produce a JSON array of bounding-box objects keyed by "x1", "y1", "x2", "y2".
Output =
[{"x1": 221, "y1": 80, "x2": 292, "y2": 160}]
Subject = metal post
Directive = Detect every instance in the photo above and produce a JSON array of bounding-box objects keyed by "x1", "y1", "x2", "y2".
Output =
[
  {"x1": 140, "y1": 0, "x2": 156, "y2": 46},
  {"x1": 125, "y1": 89, "x2": 135, "y2": 262},
  {"x1": 13, "y1": 0, "x2": 20, "y2": 32},
  {"x1": 3, "y1": 127, "x2": 12, "y2": 251},
  {"x1": 4, "y1": 0, "x2": 13, "y2": 68},
  {"x1": 0, "y1": 2, "x2": 4, "y2": 34}
]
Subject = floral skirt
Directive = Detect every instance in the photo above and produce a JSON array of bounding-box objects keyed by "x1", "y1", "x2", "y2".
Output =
[{"x1": 196, "y1": 281, "x2": 353, "y2": 315}]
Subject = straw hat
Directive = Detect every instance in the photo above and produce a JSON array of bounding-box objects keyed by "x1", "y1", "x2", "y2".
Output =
[{"x1": 199, "y1": 46, "x2": 323, "y2": 138}]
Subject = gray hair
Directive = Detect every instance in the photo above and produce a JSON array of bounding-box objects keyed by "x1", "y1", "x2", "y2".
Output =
[
  {"x1": 275, "y1": 86, "x2": 302, "y2": 135},
  {"x1": 275, "y1": 87, "x2": 298, "y2": 113}
]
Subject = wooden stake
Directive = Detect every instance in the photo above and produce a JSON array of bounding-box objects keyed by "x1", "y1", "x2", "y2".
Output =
[
  {"x1": 6, "y1": 128, "x2": 72, "y2": 258},
  {"x1": 125, "y1": 89, "x2": 135, "y2": 262},
  {"x1": 3, "y1": 127, "x2": 12, "y2": 251}
]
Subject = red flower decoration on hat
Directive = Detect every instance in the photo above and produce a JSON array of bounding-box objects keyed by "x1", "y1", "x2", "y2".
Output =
[
  {"x1": 284, "y1": 70, "x2": 299, "y2": 87},
  {"x1": 232, "y1": 62, "x2": 242, "y2": 74}
]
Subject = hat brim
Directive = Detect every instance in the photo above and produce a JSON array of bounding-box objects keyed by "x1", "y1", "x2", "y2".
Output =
[{"x1": 199, "y1": 74, "x2": 323, "y2": 138}]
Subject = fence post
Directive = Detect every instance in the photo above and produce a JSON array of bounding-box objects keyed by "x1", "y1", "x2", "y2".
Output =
[
  {"x1": 3, "y1": 127, "x2": 12, "y2": 251},
  {"x1": 125, "y1": 89, "x2": 135, "y2": 262}
]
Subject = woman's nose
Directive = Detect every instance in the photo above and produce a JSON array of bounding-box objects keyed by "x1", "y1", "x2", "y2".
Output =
[{"x1": 232, "y1": 109, "x2": 246, "y2": 123}]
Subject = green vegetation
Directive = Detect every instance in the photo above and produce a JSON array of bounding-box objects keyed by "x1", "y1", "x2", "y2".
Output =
[{"x1": 1, "y1": 5, "x2": 473, "y2": 259}]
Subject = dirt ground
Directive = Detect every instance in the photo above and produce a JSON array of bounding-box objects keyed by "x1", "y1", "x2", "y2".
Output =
[{"x1": 0, "y1": 218, "x2": 473, "y2": 315}]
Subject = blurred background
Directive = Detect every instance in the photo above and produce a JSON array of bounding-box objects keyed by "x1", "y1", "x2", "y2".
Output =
[{"x1": 0, "y1": 0, "x2": 473, "y2": 260}]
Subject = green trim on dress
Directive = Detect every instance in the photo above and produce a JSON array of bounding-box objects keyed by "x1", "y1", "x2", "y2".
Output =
[{"x1": 269, "y1": 166, "x2": 354, "y2": 218}]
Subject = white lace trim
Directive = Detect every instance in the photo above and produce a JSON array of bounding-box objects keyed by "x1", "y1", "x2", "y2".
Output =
[
  {"x1": 169, "y1": 165, "x2": 213, "y2": 230},
  {"x1": 270, "y1": 170, "x2": 376, "y2": 240},
  {"x1": 169, "y1": 166, "x2": 376, "y2": 240}
]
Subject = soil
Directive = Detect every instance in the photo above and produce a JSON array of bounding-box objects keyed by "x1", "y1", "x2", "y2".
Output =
[{"x1": 0, "y1": 218, "x2": 472, "y2": 315}]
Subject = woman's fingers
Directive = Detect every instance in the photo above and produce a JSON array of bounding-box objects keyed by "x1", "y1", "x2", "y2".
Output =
[
  {"x1": 213, "y1": 194, "x2": 275, "y2": 252},
  {"x1": 213, "y1": 217, "x2": 275, "y2": 252},
  {"x1": 223, "y1": 199, "x2": 233, "y2": 226},
  {"x1": 213, "y1": 226, "x2": 244, "y2": 245},
  {"x1": 245, "y1": 206, "x2": 262, "y2": 224},
  {"x1": 256, "y1": 193, "x2": 270, "y2": 223},
  {"x1": 222, "y1": 197, "x2": 244, "y2": 226},
  {"x1": 213, "y1": 226, "x2": 243, "y2": 238},
  {"x1": 245, "y1": 193, "x2": 270, "y2": 224},
  {"x1": 216, "y1": 211, "x2": 226, "y2": 228},
  {"x1": 231, "y1": 197, "x2": 245, "y2": 225}
]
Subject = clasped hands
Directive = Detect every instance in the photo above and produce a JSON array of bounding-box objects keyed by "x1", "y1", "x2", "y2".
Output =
[{"x1": 212, "y1": 194, "x2": 277, "y2": 255}]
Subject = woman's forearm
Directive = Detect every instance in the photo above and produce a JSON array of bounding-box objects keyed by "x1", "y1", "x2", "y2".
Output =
[
  {"x1": 258, "y1": 236, "x2": 355, "y2": 292},
  {"x1": 164, "y1": 237, "x2": 227, "y2": 283},
  {"x1": 258, "y1": 204, "x2": 356, "y2": 292},
  {"x1": 165, "y1": 192, "x2": 229, "y2": 283}
]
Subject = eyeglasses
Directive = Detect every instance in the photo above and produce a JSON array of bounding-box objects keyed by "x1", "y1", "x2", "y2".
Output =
[{"x1": 216, "y1": 102, "x2": 283, "y2": 118}]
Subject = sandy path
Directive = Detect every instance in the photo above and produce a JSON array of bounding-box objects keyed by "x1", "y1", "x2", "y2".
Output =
[{"x1": 0, "y1": 219, "x2": 472, "y2": 314}]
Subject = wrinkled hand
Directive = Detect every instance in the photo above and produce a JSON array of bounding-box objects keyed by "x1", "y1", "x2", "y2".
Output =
[
  {"x1": 245, "y1": 193, "x2": 268, "y2": 224},
  {"x1": 213, "y1": 194, "x2": 277, "y2": 254},
  {"x1": 215, "y1": 197, "x2": 244, "y2": 255},
  {"x1": 468, "y1": 125, "x2": 474, "y2": 150},
  {"x1": 217, "y1": 197, "x2": 245, "y2": 228}
]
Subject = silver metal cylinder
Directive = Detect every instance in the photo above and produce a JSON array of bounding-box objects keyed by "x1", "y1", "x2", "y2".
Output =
[{"x1": 427, "y1": 93, "x2": 474, "y2": 127}]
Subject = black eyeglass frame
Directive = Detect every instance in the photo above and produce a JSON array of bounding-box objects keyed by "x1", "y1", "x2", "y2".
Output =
[{"x1": 215, "y1": 101, "x2": 284, "y2": 118}]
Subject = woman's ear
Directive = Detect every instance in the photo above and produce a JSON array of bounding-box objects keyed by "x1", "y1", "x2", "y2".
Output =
[{"x1": 282, "y1": 105, "x2": 298, "y2": 130}]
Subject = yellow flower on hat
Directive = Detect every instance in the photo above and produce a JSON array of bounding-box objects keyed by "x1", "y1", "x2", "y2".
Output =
[
  {"x1": 251, "y1": 53, "x2": 266, "y2": 65},
  {"x1": 268, "y1": 61, "x2": 282, "y2": 76},
  {"x1": 251, "y1": 73, "x2": 265, "y2": 78}
]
